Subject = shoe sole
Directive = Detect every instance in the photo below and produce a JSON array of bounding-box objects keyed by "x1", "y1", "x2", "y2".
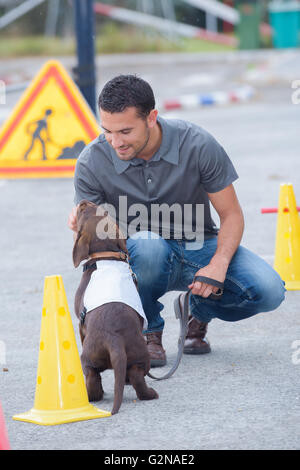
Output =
[
  {"x1": 183, "y1": 345, "x2": 211, "y2": 355},
  {"x1": 150, "y1": 359, "x2": 167, "y2": 367}
]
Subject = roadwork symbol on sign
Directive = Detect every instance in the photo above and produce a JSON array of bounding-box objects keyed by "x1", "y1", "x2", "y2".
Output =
[{"x1": 0, "y1": 60, "x2": 100, "y2": 178}]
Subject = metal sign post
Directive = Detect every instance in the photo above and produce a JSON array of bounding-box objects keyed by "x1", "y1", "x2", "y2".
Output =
[{"x1": 73, "y1": 0, "x2": 97, "y2": 115}]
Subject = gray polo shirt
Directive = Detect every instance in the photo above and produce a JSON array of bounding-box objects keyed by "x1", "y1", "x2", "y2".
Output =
[{"x1": 74, "y1": 116, "x2": 238, "y2": 241}]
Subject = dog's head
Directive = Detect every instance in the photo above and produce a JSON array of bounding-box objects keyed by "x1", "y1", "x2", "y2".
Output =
[{"x1": 72, "y1": 200, "x2": 127, "y2": 267}]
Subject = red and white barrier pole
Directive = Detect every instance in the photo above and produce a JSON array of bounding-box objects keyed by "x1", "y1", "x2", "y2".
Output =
[
  {"x1": 94, "y1": 2, "x2": 237, "y2": 47},
  {"x1": 261, "y1": 207, "x2": 300, "y2": 214}
]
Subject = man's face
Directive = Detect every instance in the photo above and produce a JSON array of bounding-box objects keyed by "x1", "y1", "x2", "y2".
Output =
[{"x1": 100, "y1": 106, "x2": 156, "y2": 161}]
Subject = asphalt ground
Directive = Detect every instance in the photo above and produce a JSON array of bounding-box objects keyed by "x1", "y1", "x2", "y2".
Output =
[{"x1": 0, "y1": 50, "x2": 300, "y2": 451}]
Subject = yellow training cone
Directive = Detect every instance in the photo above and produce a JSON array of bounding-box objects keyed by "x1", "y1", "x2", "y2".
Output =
[
  {"x1": 274, "y1": 183, "x2": 300, "y2": 290},
  {"x1": 13, "y1": 275, "x2": 111, "y2": 425}
]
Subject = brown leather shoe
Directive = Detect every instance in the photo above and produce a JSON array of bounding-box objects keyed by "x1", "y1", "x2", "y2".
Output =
[
  {"x1": 146, "y1": 331, "x2": 167, "y2": 367},
  {"x1": 183, "y1": 315, "x2": 211, "y2": 355}
]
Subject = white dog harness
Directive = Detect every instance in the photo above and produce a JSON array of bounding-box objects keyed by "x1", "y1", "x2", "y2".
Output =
[{"x1": 83, "y1": 260, "x2": 148, "y2": 329}]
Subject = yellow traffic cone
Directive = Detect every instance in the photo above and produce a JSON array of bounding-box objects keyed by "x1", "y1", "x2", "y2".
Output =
[
  {"x1": 274, "y1": 183, "x2": 300, "y2": 290},
  {"x1": 13, "y1": 275, "x2": 111, "y2": 425}
]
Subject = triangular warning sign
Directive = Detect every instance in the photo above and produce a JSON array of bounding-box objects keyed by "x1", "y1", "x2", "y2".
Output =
[{"x1": 0, "y1": 60, "x2": 100, "y2": 179}]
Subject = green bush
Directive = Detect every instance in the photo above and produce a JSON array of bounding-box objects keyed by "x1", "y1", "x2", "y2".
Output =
[{"x1": 0, "y1": 22, "x2": 235, "y2": 57}]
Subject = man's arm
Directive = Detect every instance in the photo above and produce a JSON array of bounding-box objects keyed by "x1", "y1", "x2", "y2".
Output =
[
  {"x1": 69, "y1": 155, "x2": 106, "y2": 238},
  {"x1": 189, "y1": 184, "x2": 244, "y2": 298}
]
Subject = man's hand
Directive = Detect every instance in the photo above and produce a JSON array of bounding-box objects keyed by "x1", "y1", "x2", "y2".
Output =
[
  {"x1": 68, "y1": 206, "x2": 79, "y2": 232},
  {"x1": 188, "y1": 262, "x2": 227, "y2": 298},
  {"x1": 188, "y1": 184, "x2": 244, "y2": 298}
]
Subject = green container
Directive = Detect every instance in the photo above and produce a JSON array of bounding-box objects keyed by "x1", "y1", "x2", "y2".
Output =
[
  {"x1": 235, "y1": 0, "x2": 261, "y2": 50},
  {"x1": 269, "y1": 1, "x2": 300, "y2": 48}
]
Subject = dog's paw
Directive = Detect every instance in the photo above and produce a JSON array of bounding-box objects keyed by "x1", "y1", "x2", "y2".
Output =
[
  {"x1": 147, "y1": 387, "x2": 159, "y2": 400},
  {"x1": 88, "y1": 390, "x2": 104, "y2": 402}
]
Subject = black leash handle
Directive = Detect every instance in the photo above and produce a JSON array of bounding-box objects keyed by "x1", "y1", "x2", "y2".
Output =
[
  {"x1": 147, "y1": 275, "x2": 224, "y2": 381},
  {"x1": 193, "y1": 275, "x2": 224, "y2": 300}
]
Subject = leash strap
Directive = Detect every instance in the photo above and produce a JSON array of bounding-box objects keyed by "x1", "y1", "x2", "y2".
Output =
[
  {"x1": 80, "y1": 307, "x2": 87, "y2": 326},
  {"x1": 147, "y1": 289, "x2": 191, "y2": 381},
  {"x1": 147, "y1": 275, "x2": 224, "y2": 381},
  {"x1": 83, "y1": 262, "x2": 97, "y2": 272}
]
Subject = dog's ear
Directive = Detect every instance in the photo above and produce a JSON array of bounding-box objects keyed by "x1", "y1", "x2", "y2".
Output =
[{"x1": 73, "y1": 230, "x2": 91, "y2": 268}]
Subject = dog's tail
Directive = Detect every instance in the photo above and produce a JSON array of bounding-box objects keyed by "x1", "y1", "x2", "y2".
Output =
[{"x1": 109, "y1": 341, "x2": 127, "y2": 415}]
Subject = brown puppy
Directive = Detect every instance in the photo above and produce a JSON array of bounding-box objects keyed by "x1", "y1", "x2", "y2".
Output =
[{"x1": 73, "y1": 200, "x2": 158, "y2": 415}]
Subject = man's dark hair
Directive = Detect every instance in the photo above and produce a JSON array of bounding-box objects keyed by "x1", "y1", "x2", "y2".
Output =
[{"x1": 98, "y1": 74, "x2": 155, "y2": 119}]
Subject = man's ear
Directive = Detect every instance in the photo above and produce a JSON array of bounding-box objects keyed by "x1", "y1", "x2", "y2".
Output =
[
  {"x1": 147, "y1": 109, "x2": 158, "y2": 129},
  {"x1": 72, "y1": 230, "x2": 91, "y2": 268}
]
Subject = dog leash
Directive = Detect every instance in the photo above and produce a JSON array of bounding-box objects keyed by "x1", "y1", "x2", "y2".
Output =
[{"x1": 146, "y1": 275, "x2": 224, "y2": 381}]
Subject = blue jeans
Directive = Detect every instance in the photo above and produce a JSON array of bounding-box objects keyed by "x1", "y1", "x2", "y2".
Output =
[{"x1": 126, "y1": 231, "x2": 286, "y2": 333}]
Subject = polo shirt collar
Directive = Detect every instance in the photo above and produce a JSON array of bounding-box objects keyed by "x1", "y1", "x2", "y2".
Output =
[
  {"x1": 110, "y1": 115, "x2": 179, "y2": 175},
  {"x1": 111, "y1": 153, "x2": 131, "y2": 175}
]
